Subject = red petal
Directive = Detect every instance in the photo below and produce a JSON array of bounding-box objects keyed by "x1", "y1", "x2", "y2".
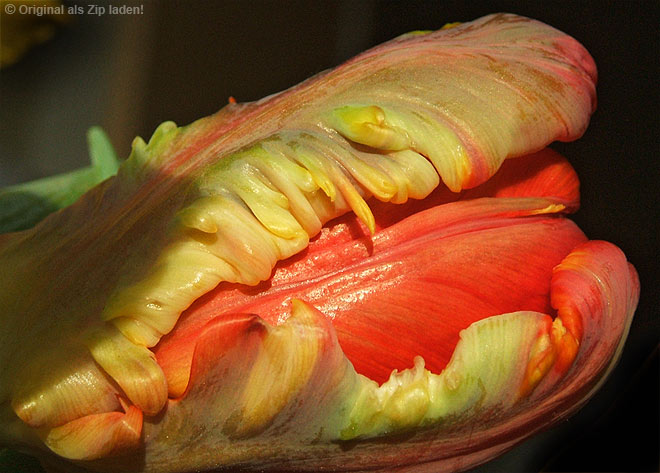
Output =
[
  {"x1": 156, "y1": 196, "x2": 585, "y2": 392},
  {"x1": 461, "y1": 148, "x2": 580, "y2": 208},
  {"x1": 155, "y1": 148, "x2": 581, "y2": 392}
]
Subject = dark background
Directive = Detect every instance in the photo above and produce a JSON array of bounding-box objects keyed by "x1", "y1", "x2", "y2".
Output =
[{"x1": 1, "y1": 1, "x2": 658, "y2": 472}]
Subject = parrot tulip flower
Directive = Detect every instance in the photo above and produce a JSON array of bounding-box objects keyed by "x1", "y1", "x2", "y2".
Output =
[{"x1": 0, "y1": 13, "x2": 639, "y2": 473}]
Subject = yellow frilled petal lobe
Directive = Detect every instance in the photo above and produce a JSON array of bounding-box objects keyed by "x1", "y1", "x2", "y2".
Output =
[
  {"x1": 330, "y1": 105, "x2": 411, "y2": 151},
  {"x1": 341, "y1": 311, "x2": 551, "y2": 440},
  {"x1": 131, "y1": 303, "x2": 558, "y2": 473},
  {"x1": 236, "y1": 300, "x2": 324, "y2": 437},
  {"x1": 11, "y1": 345, "x2": 121, "y2": 428},
  {"x1": 40, "y1": 405, "x2": 142, "y2": 461},
  {"x1": 84, "y1": 325, "x2": 167, "y2": 417}
]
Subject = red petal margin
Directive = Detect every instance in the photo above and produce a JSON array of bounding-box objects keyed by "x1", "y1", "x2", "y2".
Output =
[{"x1": 538, "y1": 240, "x2": 640, "y2": 398}]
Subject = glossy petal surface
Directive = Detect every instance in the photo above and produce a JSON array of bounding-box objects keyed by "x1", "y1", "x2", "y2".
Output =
[{"x1": 155, "y1": 150, "x2": 585, "y2": 391}]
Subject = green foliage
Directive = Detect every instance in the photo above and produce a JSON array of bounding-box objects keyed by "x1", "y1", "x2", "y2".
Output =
[{"x1": 0, "y1": 127, "x2": 120, "y2": 234}]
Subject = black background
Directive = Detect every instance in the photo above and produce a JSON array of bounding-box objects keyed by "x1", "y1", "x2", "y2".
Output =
[{"x1": 1, "y1": 1, "x2": 658, "y2": 472}]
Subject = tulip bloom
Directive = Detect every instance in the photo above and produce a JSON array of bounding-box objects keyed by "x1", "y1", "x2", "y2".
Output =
[{"x1": 0, "y1": 13, "x2": 638, "y2": 473}]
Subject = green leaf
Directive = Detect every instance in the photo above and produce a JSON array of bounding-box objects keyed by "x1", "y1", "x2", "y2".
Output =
[
  {"x1": 87, "y1": 127, "x2": 120, "y2": 178},
  {"x1": 0, "y1": 127, "x2": 120, "y2": 234}
]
